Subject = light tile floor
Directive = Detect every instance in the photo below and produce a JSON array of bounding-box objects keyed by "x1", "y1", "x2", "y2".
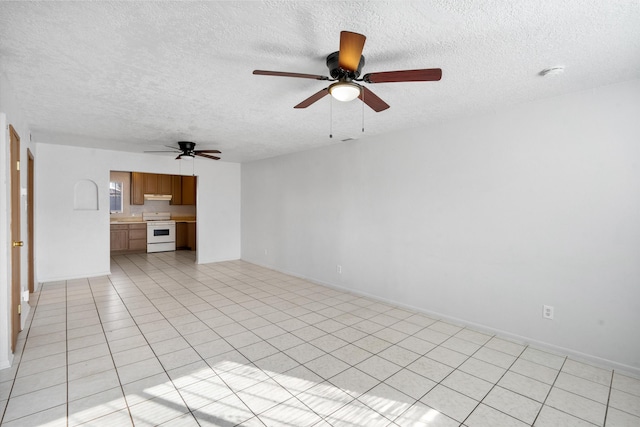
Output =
[{"x1": 1, "y1": 252, "x2": 639, "y2": 426}]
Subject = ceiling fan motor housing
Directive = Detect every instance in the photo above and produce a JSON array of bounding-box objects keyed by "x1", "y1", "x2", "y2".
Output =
[
  {"x1": 326, "y1": 51, "x2": 365, "y2": 80},
  {"x1": 178, "y1": 141, "x2": 196, "y2": 153}
]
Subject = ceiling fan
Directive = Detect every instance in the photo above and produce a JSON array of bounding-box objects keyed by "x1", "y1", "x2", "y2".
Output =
[
  {"x1": 145, "y1": 141, "x2": 221, "y2": 160},
  {"x1": 253, "y1": 31, "x2": 442, "y2": 112}
]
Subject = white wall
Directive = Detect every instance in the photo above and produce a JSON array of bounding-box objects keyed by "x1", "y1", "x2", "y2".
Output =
[
  {"x1": 36, "y1": 143, "x2": 241, "y2": 282},
  {"x1": 242, "y1": 79, "x2": 640, "y2": 374}
]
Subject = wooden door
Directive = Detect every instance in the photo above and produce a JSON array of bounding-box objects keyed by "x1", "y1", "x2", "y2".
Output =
[
  {"x1": 27, "y1": 150, "x2": 34, "y2": 293},
  {"x1": 9, "y1": 125, "x2": 21, "y2": 352}
]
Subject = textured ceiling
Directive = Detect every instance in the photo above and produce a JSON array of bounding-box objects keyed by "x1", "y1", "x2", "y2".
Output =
[{"x1": 1, "y1": 1, "x2": 639, "y2": 163}]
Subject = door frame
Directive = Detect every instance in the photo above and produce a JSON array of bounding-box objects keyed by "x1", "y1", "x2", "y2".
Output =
[
  {"x1": 27, "y1": 149, "x2": 34, "y2": 294},
  {"x1": 9, "y1": 125, "x2": 21, "y2": 352}
]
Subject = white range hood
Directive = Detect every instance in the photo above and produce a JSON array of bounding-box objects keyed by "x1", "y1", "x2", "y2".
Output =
[{"x1": 144, "y1": 194, "x2": 172, "y2": 201}]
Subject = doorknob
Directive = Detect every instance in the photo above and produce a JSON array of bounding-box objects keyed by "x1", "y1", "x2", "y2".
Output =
[{"x1": 12, "y1": 241, "x2": 23, "y2": 247}]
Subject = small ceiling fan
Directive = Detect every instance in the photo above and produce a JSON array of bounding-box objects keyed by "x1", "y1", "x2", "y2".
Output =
[
  {"x1": 145, "y1": 141, "x2": 221, "y2": 160},
  {"x1": 253, "y1": 31, "x2": 442, "y2": 112}
]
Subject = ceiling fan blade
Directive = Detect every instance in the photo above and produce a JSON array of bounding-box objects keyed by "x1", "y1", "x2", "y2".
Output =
[
  {"x1": 294, "y1": 87, "x2": 330, "y2": 109},
  {"x1": 253, "y1": 70, "x2": 330, "y2": 81},
  {"x1": 338, "y1": 31, "x2": 366, "y2": 72},
  {"x1": 362, "y1": 68, "x2": 442, "y2": 83},
  {"x1": 144, "y1": 150, "x2": 179, "y2": 153},
  {"x1": 359, "y1": 87, "x2": 390, "y2": 112},
  {"x1": 196, "y1": 153, "x2": 220, "y2": 160},
  {"x1": 194, "y1": 149, "x2": 222, "y2": 154},
  {"x1": 175, "y1": 154, "x2": 183, "y2": 160}
]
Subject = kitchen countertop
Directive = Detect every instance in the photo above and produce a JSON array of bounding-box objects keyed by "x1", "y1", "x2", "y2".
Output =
[
  {"x1": 110, "y1": 216, "x2": 196, "y2": 224},
  {"x1": 110, "y1": 219, "x2": 146, "y2": 224},
  {"x1": 173, "y1": 217, "x2": 196, "y2": 223}
]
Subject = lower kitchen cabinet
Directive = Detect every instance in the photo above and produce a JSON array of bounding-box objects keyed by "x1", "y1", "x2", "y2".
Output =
[
  {"x1": 128, "y1": 223, "x2": 147, "y2": 252},
  {"x1": 110, "y1": 225, "x2": 129, "y2": 251},
  {"x1": 176, "y1": 221, "x2": 196, "y2": 251},
  {"x1": 176, "y1": 222, "x2": 188, "y2": 248},
  {"x1": 110, "y1": 223, "x2": 147, "y2": 253},
  {"x1": 187, "y1": 222, "x2": 196, "y2": 251}
]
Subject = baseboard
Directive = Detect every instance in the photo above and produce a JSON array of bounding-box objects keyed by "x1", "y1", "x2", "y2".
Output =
[
  {"x1": 0, "y1": 353, "x2": 14, "y2": 370},
  {"x1": 241, "y1": 257, "x2": 640, "y2": 379},
  {"x1": 37, "y1": 270, "x2": 112, "y2": 283}
]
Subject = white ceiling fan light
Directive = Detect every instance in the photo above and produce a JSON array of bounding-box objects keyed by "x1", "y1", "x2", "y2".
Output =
[{"x1": 328, "y1": 81, "x2": 361, "y2": 102}]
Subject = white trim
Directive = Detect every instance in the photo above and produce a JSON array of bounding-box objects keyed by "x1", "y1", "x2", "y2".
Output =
[
  {"x1": 37, "y1": 270, "x2": 112, "y2": 283},
  {"x1": 0, "y1": 113, "x2": 10, "y2": 369}
]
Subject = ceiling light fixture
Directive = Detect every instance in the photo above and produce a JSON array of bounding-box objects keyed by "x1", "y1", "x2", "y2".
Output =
[
  {"x1": 180, "y1": 154, "x2": 194, "y2": 161},
  {"x1": 328, "y1": 81, "x2": 361, "y2": 102}
]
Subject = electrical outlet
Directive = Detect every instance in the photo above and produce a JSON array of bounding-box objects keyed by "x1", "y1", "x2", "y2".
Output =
[
  {"x1": 337, "y1": 265, "x2": 342, "y2": 274},
  {"x1": 543, "y1": 305, "x2": 554, "y2": 320}
]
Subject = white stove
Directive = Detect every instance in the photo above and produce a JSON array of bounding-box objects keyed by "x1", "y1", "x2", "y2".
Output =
[{"x1": 143, "y1": 212, "x2": 176, "y2": 253}]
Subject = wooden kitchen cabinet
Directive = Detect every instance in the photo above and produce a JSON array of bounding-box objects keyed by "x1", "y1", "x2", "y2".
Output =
[
  {"x1": 187, "y1": 222, "x2": 196, "y2": 251},
  {"x1": 131, "y1": 172, "x2": 175, "y2": 205},
  {"x1": 176, "y1": 222, "x2": 188, "y2": 248},
  {"x1": 175, "y1": 221, "x2": 196, "y2": 250},
  {"x1": 111, "y1": 223, "x2": 147, "y2": 253},
  {"x1": 171, "y1": 175, "x2": 182, "y2": 205},
  {"x1": 130, "y1": 172, "x2": 145, "y2": 205},
  {"x1": 128, "y1": 223, "x2": 147, "y2": 251},
  {"x1": 144, "y1": 173, "x2": 171, "y2": 194},
  {"x1": 158, "y1": 174, "x2": 172, "y2": 194},
  {"x1": 144, "y1": 173, "x2": 159, "y2": 194},
  {"x1": 110, "y1": 225, "x2": 129, "y2": 251},
  {"x1": 170, "y1": 175, "x2": 196, "y2": 205},
  {"x1": 181, "y1": 176, "x2": 196, "y2": 205}
]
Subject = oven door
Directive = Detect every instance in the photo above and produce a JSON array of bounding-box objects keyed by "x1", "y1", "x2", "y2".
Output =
[
  {"x1": 147, "y1": 225, "x2": 174, "y2": 243},
  {"x1": 147, "y1": 222, "x2": 176, "y2": 252}
]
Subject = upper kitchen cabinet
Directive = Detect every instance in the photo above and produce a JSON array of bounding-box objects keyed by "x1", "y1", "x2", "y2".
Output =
[
  {"x1": 131, "y1": 172, "x2": 196, "y2": 205},
  {"x1": 181, "y1": 176, "x2": 196, "y2": 205},
  {"x1": 144, "y1": 173, "x2": 158, "y2": 194},
  {"x1": 143, "y1": 173, "x2": 172, "y2": 195},
  {"x1": 131, "y1": 172, "x2": 145, "y2": 205},
  {"x1": 158, "y1": 174, "x2": 172, "y2": 194},
  {"x1": 170, "y1": 175, "x2": 196, "y2": 206},
  {"x1": 171, "y1": 175, "x2": 182, "y2": 205}
]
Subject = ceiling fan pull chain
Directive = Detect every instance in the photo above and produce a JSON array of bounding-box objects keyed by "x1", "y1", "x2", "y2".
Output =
[
  {"x1": 329, "y1": 96, "x2": 333, "y2": 138},
  {"x1": 362, "y1": 88, "x2": 365, "y2": 133}
]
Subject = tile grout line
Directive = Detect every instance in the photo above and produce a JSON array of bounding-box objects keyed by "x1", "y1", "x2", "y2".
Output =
[
  {"x1": 602, "y1": 369, "x2": 615, "y2": 426},
  {"x1": 530, "y1": 356, "x2": 567, "y2": 426},
  {"x1": 460, "y1": 341, "x2": 530, "y2": 426}
]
